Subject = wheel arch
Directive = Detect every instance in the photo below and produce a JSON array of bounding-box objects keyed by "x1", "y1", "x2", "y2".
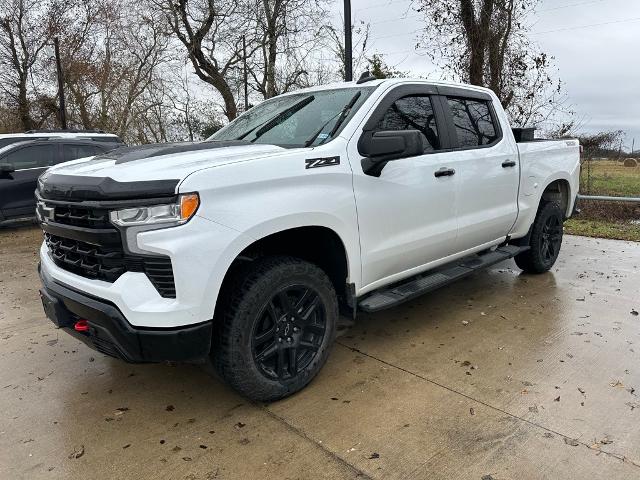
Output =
[
  {"x1": 540, "y1": 178, "x2": 572, "y2": 218},
  {"x1": 211, "y1": 223, "x2": 356, "y2": 321}
]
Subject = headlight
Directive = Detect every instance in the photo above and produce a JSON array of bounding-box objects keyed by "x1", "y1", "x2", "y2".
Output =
[{"x1": 110, "y1": 193, "x2": 199, "y2": 227}]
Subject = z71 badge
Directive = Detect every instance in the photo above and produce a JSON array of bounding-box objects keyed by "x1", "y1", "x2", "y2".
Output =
[{"x1": 305, "y1": 156, "x2": 340, "y2": 169}]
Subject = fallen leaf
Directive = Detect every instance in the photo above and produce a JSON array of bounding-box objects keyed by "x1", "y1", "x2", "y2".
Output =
[
  {"x1": 564, "y1": 438, "x2": 579, "y2": 447},
  {"x1": 68, "y1": 445, "x2": 85, "y2": 459}
]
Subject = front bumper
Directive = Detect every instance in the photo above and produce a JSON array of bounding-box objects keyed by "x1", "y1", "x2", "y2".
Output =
[{"x1": 39, "y1": 265, "x2": 212, "y2": 363}]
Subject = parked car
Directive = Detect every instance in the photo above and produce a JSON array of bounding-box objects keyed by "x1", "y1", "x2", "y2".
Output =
[
  {"x1": 36, "y1": 78, "x2": 580, "y2": 401},
  {"x1": 0, "y1": 137, "x2": 122, "y2": 221},
  {"x1": 0, "y1": 129, "x2": 122, "y2": 150}
]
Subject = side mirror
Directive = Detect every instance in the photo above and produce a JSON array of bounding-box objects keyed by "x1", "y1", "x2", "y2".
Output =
[
  {"x1": 0, "y1": 163, "x2": 15, "y2": 174},
  {"x1": 358, "y1": 130, "x2": 424, "y2": 176}
]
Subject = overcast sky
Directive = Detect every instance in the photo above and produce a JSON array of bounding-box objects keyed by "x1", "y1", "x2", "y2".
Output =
[{"x1": 331, "y1": 0, "x2": 640, "y2": 149}]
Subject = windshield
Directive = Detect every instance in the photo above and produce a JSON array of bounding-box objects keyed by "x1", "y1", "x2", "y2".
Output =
[{"x1": 209, "y1": 86, "x2": 377, "y2": 148}]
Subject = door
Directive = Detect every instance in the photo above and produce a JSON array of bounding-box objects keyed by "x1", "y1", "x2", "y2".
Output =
[
  {"x1": 0, "y1": 144, "x2": 58, "y2": 219},
  {"x1": 350, "y1": 89, "x2": 461, "y2": 289},
  {"x1": 440, "y1": 96, "x2": 519, "y2": 251}
]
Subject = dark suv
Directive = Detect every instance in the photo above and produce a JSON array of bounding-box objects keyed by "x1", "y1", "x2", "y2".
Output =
[{"x1": 0, "y1": 138, "x2": 123, "y2": 222}]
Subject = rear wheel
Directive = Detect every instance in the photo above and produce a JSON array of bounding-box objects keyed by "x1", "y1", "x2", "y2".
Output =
[
  {"x1": 514, "y1": 202, "x2": 564, "y2": 273},
  {"x1": 213, "y1": 256, "x2": 338, "y2": 402}
]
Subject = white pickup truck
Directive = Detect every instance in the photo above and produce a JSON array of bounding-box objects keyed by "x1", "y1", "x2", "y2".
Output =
[{"x1": 37, "y1": 77, "x2": 580, "y2": 401}]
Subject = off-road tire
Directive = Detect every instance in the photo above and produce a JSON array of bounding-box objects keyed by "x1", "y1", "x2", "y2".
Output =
[
  {"x1": 212, "y1": 256, "x2": 338, "y2": 402},
  {"x1": 514, "y1": 202, "x2": 564, "y2": 273}
]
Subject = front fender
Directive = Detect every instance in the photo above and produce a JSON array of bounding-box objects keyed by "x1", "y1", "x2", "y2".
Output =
[{"x1": 199, "y1": 212, "x2": 361, "y2": 315}]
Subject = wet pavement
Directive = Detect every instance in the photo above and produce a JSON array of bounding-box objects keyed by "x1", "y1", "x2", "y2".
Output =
[{"x1": 1, "y1": 223, "x2": 639, "y2": 479}]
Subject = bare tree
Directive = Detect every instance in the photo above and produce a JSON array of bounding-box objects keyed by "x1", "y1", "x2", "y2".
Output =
[
  {"x1": 157, "y1": 0, "x2": 245, "y2": 120},
  {"x1": 414, "y1": 0, "x2": 572, "y2": 128},
  {"x1": 248, "y1": 0, "x2": 326, "y2": 99},
  {"x1": 0, "y1": 0, "x2": 63, "y2": 130}
]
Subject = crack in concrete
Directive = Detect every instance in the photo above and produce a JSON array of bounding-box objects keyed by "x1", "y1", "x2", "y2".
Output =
[
  {"x1": 337, "y1": 341, "x2": 640, "y2": 470},
  {"x1": 260, "y1": 406, "x2": 374, "y2": 479}
]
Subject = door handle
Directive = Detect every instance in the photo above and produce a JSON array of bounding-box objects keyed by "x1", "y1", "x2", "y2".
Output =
[
  {"x1": 502, "y1": 160, "x2": 517, "y2": 168},
  {"x1": 434, "y1": 167, "x2": 455, "y2": 178}
]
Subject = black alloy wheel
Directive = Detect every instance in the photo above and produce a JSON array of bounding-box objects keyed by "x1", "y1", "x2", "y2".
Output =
[
  {"x1": 252, "y1": 285, "x2": 327, "y2": 381},
  {"x1": 540, "y1": 214, "x2": 562, "y2": 263}
]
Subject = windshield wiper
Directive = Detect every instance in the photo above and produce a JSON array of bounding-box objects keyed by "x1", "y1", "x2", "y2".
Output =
[
  {"x1": 304, "y1": 91, "x2": 362, "y2": 147},
  {"x1": 236, "y1": 95, "x2": 315, "y2": 142}
]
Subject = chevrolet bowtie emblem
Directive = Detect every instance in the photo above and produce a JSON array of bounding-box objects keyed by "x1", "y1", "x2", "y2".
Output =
[{"x1": 37, "y1": 201, "x2": 55, "y2": 222}]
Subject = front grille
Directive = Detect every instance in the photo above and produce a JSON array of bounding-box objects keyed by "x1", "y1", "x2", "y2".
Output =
[
  {"x1": 41, "y1": 200, "x2": 176, "y2": 298},
  {"x1": 53, "y1": 204, "x2": 111, "y2": 229},
  {"x1": 45, "y1": 233, "x2": 127, "y2": 281}
]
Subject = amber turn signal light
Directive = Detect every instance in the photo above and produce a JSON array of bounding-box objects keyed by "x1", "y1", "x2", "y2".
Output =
[{"x1": 180, "y1": 193, "x2": 199, "y2": 221}]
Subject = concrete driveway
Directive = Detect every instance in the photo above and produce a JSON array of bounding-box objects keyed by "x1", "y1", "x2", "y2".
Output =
[{"x1": 1, "y1": 224, "x2": 639, "y2": 479}]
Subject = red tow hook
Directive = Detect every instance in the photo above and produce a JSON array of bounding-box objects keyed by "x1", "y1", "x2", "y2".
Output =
[{"x1": 74, "y1": 319, "x2": 90, "y2": 332}]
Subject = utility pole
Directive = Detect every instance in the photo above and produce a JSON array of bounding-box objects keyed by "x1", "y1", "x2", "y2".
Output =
[
  {"x1": 242, "y1": 35, "x2": 248, "y2": 111},
  {"x1": 343, "y1": 0, "x2": 352, "y2": 81},
  {"x1": 53, "y1": 37, "x2": 67, "y2": 130}
]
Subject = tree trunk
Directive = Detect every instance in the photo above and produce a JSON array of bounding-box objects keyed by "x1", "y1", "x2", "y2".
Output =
[{"x1": 18, "y1": 75, "x2": 33, "y2": 131}]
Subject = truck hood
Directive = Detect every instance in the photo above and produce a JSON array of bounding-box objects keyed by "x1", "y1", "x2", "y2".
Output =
[{"x1": 48, "y1": 141, "x2": 287, "y2": 183}]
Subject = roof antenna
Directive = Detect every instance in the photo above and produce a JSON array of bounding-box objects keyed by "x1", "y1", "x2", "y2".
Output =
[{"x1": 356, "y1": 70, "x2": 377, "y2": 84}]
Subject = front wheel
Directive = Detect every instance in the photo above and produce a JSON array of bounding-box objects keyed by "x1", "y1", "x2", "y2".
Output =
[
  {"x1": 514, "y1": 202, "x2": 564, "y2": 273},
  {"x1": 212, "y1": 256, "x2": 338, "y2": 402}
]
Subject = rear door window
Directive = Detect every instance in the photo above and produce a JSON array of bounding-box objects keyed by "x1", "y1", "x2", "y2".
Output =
[
  {"x1": 62, "y1": 144, "x2": 101, "y2": 162},
  {"x1": 374, "y1": 95, "x2": 440, "y2": 152},
  {"x1": 447, "y1": 97, "x2": 498, "y2": 147},
  {"x1": 2, "y1": 144, "x2": 56, "y2": 169}
]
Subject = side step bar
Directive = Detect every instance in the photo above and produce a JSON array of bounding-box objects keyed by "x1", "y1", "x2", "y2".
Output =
[{"x1": 358, "y1": 245, "x2": 528, "y2": 313}]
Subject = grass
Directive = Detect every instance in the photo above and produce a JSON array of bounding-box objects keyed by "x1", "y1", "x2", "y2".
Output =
[
  {"x1": 573, "y1": 159, "x2": 640, "y2": 241},
  {"x1": 580, "y1": 159, "x2": 640, "y2": 197},
  {"x1": 565, "y1": 218, "x2": 640, "y2": 242}
]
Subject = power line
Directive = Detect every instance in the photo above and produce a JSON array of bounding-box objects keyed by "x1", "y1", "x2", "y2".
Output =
[
  {"x1": 368, "y1": 14, "x2": 640, "y2": 43},
  {"x1": 531, "y1": 16, "x2": 640, "y2": 35},
  {"x1": 369, "y1": 12, "x2": 411, "y2": 26},
  {"x1": 372, "y1": 27, "x2": 421, "y2": 40},
  {"x1": 537, "y1": 0, "x2": 606, "y2": 13},
  {"x1": 353, "y1": 0, "x2": 410, "y2": 13}
]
